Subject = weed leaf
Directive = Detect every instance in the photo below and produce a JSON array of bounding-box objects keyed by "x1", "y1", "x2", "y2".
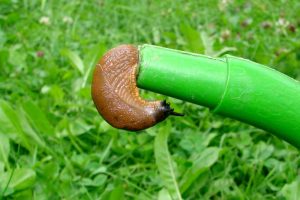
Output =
[
  {"x1": 180, "y1": 147, "x2": 220, "y2": 193},
  {"x1": 21, "y1": 100, "x2": 55, "y2": 136},
  {"x1": 278, "y1": 178, "x2": 300, "y2": 200},
  {"x1": 158, "y1": 188, "x2": 172, "y2": 200},
  {"x1": 155, "y1": 124, "x2": 182, "y2": 200},
  {"x1": 109, "y1": 186, "x2": 124, "y2": 200},
  {"x1": 180, "y1": 24, "x2": 204, "y2": 54},
  {"x1": 1, "y1": 168, "x2": 36, "y2": 196},
  {"x1": 0, "y1": 100, "x2": 31, "y2": 151}
]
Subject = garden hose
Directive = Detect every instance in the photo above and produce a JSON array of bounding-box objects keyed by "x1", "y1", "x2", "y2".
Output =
[{"x1": 137, "y1": 44, "x2": 300, "y2": 148}]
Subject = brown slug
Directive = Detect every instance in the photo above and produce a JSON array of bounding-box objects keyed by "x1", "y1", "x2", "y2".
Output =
[{"x1": 91, "y1": 44, "x2": 183, "y2": 131}]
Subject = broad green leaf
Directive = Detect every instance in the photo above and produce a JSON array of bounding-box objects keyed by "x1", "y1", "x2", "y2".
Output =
[
  {"x1": 254, "y1": 142, "x2": 274, "y2": 162},
  {"x1": 158, "y1": 188, "x2": 172, "y2": 200},
  {"x1": 0, "y1": 49, "x2": 9, "y2": 70},
  {"x1": 61, "y1": 49, "x2": 85, "y2": 74},
  {"x1": 0, "y1": 100, "x2": 23, "y2": 136},
  {"x1": 99, "y1": 188, "x2": 111, "y2": 200},
  {"x1": 39, "y1": 162, "x2": 59, "y2": 180},
  {"x1": 9, "y1": 189, "x2": 33, "y2": 200},
  {"x1": 155, "y1": 123, "x2": 182, "y2": 200},
  {"x1": 56, "y1": 118, "x2": 92, "y2": 138},
  {"x1": 0, "y1": 30, "x2": 7, "y2": 48},
  {"x1": 9, "y1": 169, "x2": 36, "y2": 191},
  {"x1": 0, "y1": 168, "x2": 36, "y2": 196},
  {"x1": 0, "y1": 102, "x2": 18, "y2": 138},
  {"x1": 180, "y1": 24, "x2": 204, "y2": 54},
  {"x1": 81, "y1": 175, "x2": 107, "y2": 187},
  {"x1": 0, "y1": 100, "x2": 31, "y2": 151},
  {"x1": 186, "y1": 171, "x2": 209, "y2": 195},
  {"x1": 109, "y1": 185, "x2": 124, "y2": 200},
  {"x1": 0, "y1": 134, "x2": 10, "y2": 170},
  {"x1": 8, "y1": 46, "x2": 27, "y2": 69},
  {"x1": 100, "y1": 185, "x2": 125, "y2": 200},
  {"x1": 278, "y1": 178, "x2": 300, "y2": 200},
  {"x1": 49, "y1": 85, "x2": 65, "y2": 105},
  {"x1": 18, "y1": 107, "x2": 46, "y2": 148},
  {"x1": 179, "y1": 132, "x2": 217, "y2": 154},
  {"x1": 0, "y1": 100, "x2": 43, "y2": 151},
  {"x1": 180, "y1": 147, "x2": 220, "y2": 193},
  {"x1": 21, "y1": 100, "x2": 55, "y2": 136},
  {"x1": 82, "y1": 42, "x2": 107, "y2": 87}
]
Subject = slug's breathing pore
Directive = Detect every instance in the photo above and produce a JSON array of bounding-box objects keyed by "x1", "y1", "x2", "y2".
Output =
[{"x1": 91, "y1": 44, "x2": 183, "y2": 131}]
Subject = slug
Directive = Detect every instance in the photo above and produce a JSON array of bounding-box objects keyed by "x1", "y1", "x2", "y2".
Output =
[{"x1": 91, "y1": 44, "x2": 183, "y2": 131}]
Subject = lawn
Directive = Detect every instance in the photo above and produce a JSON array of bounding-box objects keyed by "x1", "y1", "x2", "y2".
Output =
[{"x1": 0, "y1": 0, "x2": 300, "y2": 199}]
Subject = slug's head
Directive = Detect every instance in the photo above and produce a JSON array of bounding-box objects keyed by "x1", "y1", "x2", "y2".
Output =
[{"x1": 153, "y1": 100, "x2": 184, "y2": 123}]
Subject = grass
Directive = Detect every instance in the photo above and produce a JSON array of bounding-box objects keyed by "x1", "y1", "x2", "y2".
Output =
[{"x1": 0, "y1": 0, "x2": 300, "y2": 199}]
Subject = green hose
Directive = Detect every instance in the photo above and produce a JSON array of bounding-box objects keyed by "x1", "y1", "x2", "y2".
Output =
[{"x1": 137, "y1": 44, "x2": 300, "y2": 149}]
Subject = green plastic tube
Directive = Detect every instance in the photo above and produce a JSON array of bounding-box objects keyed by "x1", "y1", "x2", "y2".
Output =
[{"x1": 137, "y1": 44, "x2": 300, "y2": 148}]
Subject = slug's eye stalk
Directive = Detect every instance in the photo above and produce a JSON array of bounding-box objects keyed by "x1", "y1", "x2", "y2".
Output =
[
  {"x1": 160, "y1": 100, "x2": 184, "y2": 116},
  {"x1": 91, "y1": 44, "x2": 183, "y2": 131}
]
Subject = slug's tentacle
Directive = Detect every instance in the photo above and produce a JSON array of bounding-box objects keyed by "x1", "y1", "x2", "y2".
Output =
[
  {"x1": 161, "y1": 100, "x2": 184, "y2": 116},
  {"x1": 91, "y1": 44, "x2": 182, "y2": 131}
]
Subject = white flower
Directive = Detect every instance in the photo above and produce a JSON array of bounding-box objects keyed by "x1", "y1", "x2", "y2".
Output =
[
  {"x1": 63, "y1": 16, "x2": 73, "y2": 24},
  {"x1": 276, "y1": 18, "x2": 289, "y2": 28},
  {"x1": 275, "y1": 17, "x2": 290, "y2": 35},
  {"x1": 39, "y1": 16, "x2": 51, "y2": 25},
  {"x1": 218, "y1": 0, "x2": 232, "y2": 11}
]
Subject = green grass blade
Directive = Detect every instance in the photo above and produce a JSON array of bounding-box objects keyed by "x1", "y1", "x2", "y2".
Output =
[
  {"x1": 155, "y1": 124, "x2": 182, "y2": 200},
  {"x1": 82, "y1": 42, "x2": 107, "y2": 88},
  {"x1": 61, "y1": 49, "x2": 85, "y2": 75},
  {"x1": 0, "y1": 134, "x2": 10, "y2": 170}
]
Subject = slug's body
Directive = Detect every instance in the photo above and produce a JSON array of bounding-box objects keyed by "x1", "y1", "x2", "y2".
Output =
[{"x1": 91, "y1": 45, "x2": 181, "y2": 131}]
